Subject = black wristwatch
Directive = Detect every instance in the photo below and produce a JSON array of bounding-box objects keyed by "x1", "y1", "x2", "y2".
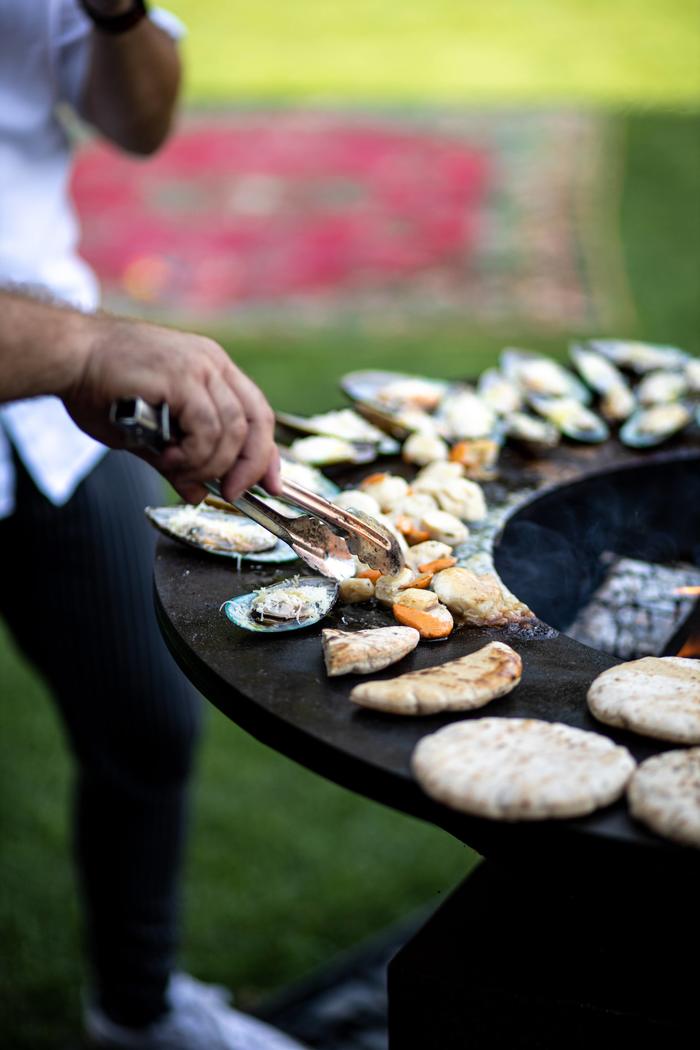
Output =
[{"x1": 79, "y1": 0, "x2": 149, "y2": 35}]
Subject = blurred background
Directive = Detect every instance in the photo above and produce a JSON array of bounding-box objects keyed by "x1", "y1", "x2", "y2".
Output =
[{"x1": 1, "y1": 1, "x2": 699, "y2": 1045}]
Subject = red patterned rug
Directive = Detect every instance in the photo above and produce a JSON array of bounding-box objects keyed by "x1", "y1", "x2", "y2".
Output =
[{"x1": 72, "y1": 109, "x2": 629, "y2": 332}]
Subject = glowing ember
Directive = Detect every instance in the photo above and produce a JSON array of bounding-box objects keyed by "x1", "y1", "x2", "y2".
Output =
[
  {"x1": 677, "y1": 633, "x2": 700, "y2": 658},
  {"x1": 673, "y1": 585, "x2": 700, "y2": 597}
]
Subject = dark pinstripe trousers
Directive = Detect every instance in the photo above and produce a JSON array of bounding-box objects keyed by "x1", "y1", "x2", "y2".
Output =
[{"x1": 0, "y1": 449, "x2": 202, "y2": 1026}]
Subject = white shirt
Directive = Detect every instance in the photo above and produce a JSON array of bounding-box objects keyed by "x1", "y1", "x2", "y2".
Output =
[{"x1": 0, "y1": 0, "x2": 182, "y2": 517}]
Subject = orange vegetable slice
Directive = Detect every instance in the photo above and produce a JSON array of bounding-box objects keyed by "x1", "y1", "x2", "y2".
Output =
[
  {"x1": 405, "y1": 528, "x2": 431, "y2": 545},
  {"x1": 393, "y1": 603, "x2": 453, "y2": 639},
  {"x1": 407, "y1": 573, "x2": 432, "y2": 589},
  {"x1": 361, "y1": 472, "x2": 387, "y2": 486},
  {"x1": 357, "y1": 568, "x2": 382, "y2": 582},
  {"x1": 394, "y1": 515, "x2": 414, "y2": 535},
  {"x1": 418, "y1": 556, "x2": 457, "y2": 573}
]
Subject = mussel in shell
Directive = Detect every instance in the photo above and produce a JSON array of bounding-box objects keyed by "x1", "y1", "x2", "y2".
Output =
[
  {"x1": 569, "y1": 344, "x2": 636, "y2": 422},
  {"x1": 686, "y1": 358, "x2": 700, "y2": 394},
  {"x1": 619, "y1": 402, "x2": 692, "y2": 448},
  {"x1": 529, "y1": 396, "x2": 609, "y2": 443},
  {"x1": 288, "y1": 435, "x2": 378, "y2": 466},
  {"x1": 434, "y1": 390, "x2": 498, "y2": 441},
  {"x1": 276, "y1": 408, "x2": 399, "y2": 455},
  {"x1": 145, "y1": 505, "x2": 297, "y2": 563},
  {"x1": 503, "y1": 411, "x2": 560, "y2": 452},
  {"x1": 279, "y1": 454, "x2": 340, "y2": 497},
  {"x1": 586, "y1": 339, "x2": 690, "y2": 375},
  {"x1": 340, "y1": 370, "x2": 453, "y2": 411},
  {"x1": 501, "y1": 348, "x2": 591, "y2": 404},
  {"x1": 636, "y1": 370, "x2": 688, "y2": 406},
  {"x1": 477, "y1": 369, "x2": 523, "y2": 415},
  {"x1": 223, "y1": 575, "x2": 338, "y2": 633}
]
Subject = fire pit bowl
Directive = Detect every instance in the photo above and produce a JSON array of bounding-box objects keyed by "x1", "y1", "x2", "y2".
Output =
[{"x1": 153, "y1": 434, "x2": 700, "y2": 871}]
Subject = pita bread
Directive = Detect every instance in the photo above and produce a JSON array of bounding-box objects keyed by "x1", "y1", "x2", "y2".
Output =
[
  {"x1": 587, "y1": 657, "x2": 700, "y2": 743},
  {"x1": 322, "y1": 626, "x2": 419, "y2": 677},
  {"x1": 350, "y1": 641, "x2": 522, "y2": 715},
  {"x1": 431, "y1": 567, "x2": 533, "y2": 626},
  {"x1": 627, "y1": 748, "x2": 700, "y2": 848},
  {"x1": 412, "y1": 717, "x2": 636, "y2": 820}
]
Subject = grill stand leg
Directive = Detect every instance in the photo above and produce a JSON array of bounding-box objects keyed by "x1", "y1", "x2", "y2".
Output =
[{"x1": 388, "y1": 857, "x2": 695, "y2": 1049}]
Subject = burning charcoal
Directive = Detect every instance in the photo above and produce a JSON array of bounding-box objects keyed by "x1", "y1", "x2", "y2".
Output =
[{"x1": 566, "y1": 554, "x2": 700, "y2": 660}]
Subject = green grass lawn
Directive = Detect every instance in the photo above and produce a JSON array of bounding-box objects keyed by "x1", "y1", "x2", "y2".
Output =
[
  {"x1": 1, "y1": 3, "x2": 699, "y2": 1045},
  {"x1": 168, "y1": 0, "x2": 700, "y2": 107}
]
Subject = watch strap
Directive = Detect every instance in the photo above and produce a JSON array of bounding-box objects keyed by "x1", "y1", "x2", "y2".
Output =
[{"x1": 80, "y1": 0, "x2": 148, "y2": 35}]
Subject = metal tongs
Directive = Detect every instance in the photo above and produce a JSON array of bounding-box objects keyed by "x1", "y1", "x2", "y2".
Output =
[{"x1": 111, "y1": 398, "x2": 404, "y2": 581}]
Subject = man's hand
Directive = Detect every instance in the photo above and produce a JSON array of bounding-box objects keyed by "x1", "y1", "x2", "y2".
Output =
[{"x1": 63, "y1": 316, "x2": 281, "y2": 504}]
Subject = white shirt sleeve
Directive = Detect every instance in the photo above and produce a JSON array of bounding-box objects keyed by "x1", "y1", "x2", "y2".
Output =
[{"x1": 54, "y1": 2, "x2": 186, "y2": 110}]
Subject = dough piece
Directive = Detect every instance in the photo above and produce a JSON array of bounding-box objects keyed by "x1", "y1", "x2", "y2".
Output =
[
  {"x1": 412, "y1": 718, "x2": 635, "y2": 820},
  {"x1": 350, "y1": 641, "x2": 522, "y2": 715},
  {"x1": 431, "y1": 567, "x2": 533, "y2": 626},
  {"x1": 322, "y1": 626, "x2": 419, "y2": 677},
  {"x1": 628, "y1": 748, "x2": 700, "y2": 848},
  {"x1": 587, "y1": 657, "x2": 700, "y2": 744}
]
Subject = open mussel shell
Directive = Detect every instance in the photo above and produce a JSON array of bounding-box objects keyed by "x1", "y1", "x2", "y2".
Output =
[
  {"x1": 476, "y1": 368, "x2": 523, "y2": 415},
  {"x1": 636, "y1": 369, "x2": 688, "y2": 405},
  {"x1": 288, "y1": 435, "x2": 379, "y2": 466},
  {"x1": 619, "y1": 402, "x2": 692, "y2": 448},
  {"x1": 569, "y1": 344, "x2": 636, "y2": 422},
  {"x1": 279, "y1": 451, "x2": 340, "y2": 498},
  {"x1": 585, "y1": 339, "x2": 690, "y2": 375},
  {"x1": 501, "y1": 348, "x2": 591, "y2": 404},
  {"x1": 145, "y1": 506, "x2": 298, "y2": 563},
  {"x1": 528, "y1": 395, "x2": 609, "y2": 443},
  {"x1": 686, "y1": 358, "x2": 700, "y2": 394},
  {"x1": 434, "y1": 389, "x2": 499, "y2": 441},
  {"x1": 276, "y1": 408, "x2": 399, "y2": 455},
  {"x1": 340, "y1": 370, "x2": 455, "y2": 411},
  {"x1": 351, "y1": 399, "x2": 438, "y2": 441},
  {"x1": 503, "y1": 411, "x2": 560, "y2": 452},
  {"x1": 222, "y1": 575, "x2": 338, "y2": 633}
]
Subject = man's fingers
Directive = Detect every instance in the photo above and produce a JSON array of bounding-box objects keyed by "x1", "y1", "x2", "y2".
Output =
[
  {"x1": 261, "y1": 445, "x2": 282, "y2": 495},
  {"x1": 167, "y1": 382, "x2": 223, "y2": 480},
  {"x1": 185, "y1": 376, "x2": 248, "y2": 484},
  {"x1": 218, "y1": 373, "x2": 276, "y2": 501}
]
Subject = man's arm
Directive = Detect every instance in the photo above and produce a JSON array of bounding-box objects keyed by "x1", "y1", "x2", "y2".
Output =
[
  {"x1": 79, "y1": 2, "x2": 181, "y2": 155},
  {"x1": 0, "y1": 291, "x2": 280, "y2": 504}
]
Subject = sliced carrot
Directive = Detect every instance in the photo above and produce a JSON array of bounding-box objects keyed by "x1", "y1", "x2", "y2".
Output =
[
  {"x1": 405, "y1": 527, "x2": 431, "y2": 545},
  {"x1": 449, "y1": 441, "x2": 472, "y2": 464},
  {"x1": 393, "y1": 604, "x2": 453, "y2": 639},
  {"x1": 361, "y1": 472, "x2": 387, "y2": 486},
  {"x1": 418, "y1": 556, "x2": 457, "y2": 573},
  {"x1": 393, "y1": 514, "x2": 414, "y2": 535},
  {"x1": 358, "y1": 568, "x2": 382, "y2": 582},
  {"x1": 405, "y1": 573, "x2": 432, "y2": 589}
]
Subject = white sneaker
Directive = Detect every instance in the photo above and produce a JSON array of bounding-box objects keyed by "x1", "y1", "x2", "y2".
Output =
[{"x1": 84, "y1": 972, "x2": 307, "y2": 1050}]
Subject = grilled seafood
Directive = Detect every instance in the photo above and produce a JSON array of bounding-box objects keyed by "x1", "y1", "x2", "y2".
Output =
[
  {"x1": 619, "y1": 402, "x2": 692, "y2": 448},
  {"x1": 223, "y1": 576, "x2": 338, "y2": 633},
  {"x1": 636, "y1": 370, "x2": 688, "y2": 406},
  {"x1": 146, "y1": 505, "x2": 297, "y2": 563},
  {"x1": 501, "y1": 348, "x2": 590, "y2": 403},
  {"x1": 586, "y1": 339, "x2": 690, "y2": 375},
  {"x1": 529, "y1": 395, "x2": 609, "y2": 443}
]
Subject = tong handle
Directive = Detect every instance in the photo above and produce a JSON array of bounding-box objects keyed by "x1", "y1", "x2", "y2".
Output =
[{"x1": 110, "y1": 398, "x2": 174, "y2": 453}]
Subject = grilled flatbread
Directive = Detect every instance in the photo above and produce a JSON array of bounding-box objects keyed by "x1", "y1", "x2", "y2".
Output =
[
  {"x1": 430, "y1": 567, "x2": 533, "y2": 627},
  {"x1": 322, "y1": 626, "x2": 419, "y2": 677},
  {"x1": 412, "y1": 717, "x2": 636, "y2": 820},
  {"x1": 587, "y1": 656, "x2": 700, "y2": 743},
  {"x1": 628, "y1": 748, "x2": 700, "y2": 848},
  {"x1": 350, "y1": 641, "x2": 522, "y2": 714}
]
